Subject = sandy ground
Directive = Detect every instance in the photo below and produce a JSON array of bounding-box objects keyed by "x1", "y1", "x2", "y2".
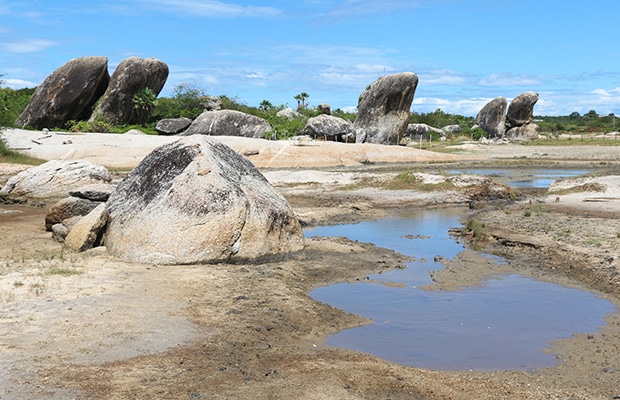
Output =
[{"x1": 2, "y1": 129, "x2": 620, "y2": 399}]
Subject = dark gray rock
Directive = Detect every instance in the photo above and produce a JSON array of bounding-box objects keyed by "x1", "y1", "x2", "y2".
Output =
[
  {"x1": 68, "y1": 183, "x2": 115, "y2": 202},
  {"x1": 506, "y1": 91, "x2": 539, "y2": 128},
  {"x1": 475, "y1": 97, "x2": 507, "y2": 139},
  {"x1": 181, "y1": 110, "x2": 272, "y2": 138},
  {"x1": 45, "y1": 196, "x2": 100, "y2": 231},
  {"x1": 353, "y1": 72, "x2": 418, "y2": 145},
  {"x1": 90, "y1": 57, "x2": 169, "y2": 125},
  {"x1": 16, "y1": 56, "x2": 109, "y2": 129},
  {"x1": 317, "y1": 104, "x2": 331, "y2": 115},
  {"x1": 304, "y1": 114, "x2": 354, "y2": 142},
  {"x1": 155, "y1": 117, "x2": 192, "y2": 135},
  {"x1": 105, "y1": 135, "x2": 304, "y2": 265}
]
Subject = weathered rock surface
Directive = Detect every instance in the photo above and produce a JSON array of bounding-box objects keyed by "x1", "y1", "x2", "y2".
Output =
[
  {"x1": 405, "y1": 123, "x2": 445, "y2": 139},
  {"x1": 202, "y1": 95, "x2": 222, "y2": 111},
  {"x1": 155, "y1": 117, "x2": 192, "y2": 135},
  {"x1": 45, "y1": 196, "x2": 100, "y2": 231},
  {"x1": 317, "y1": 104, "x2": 331, "y2": 115},
  {"x1": 506, "y1": 123, "x2": 540, "y2": 140},
  {"x1": 354, "y1": 72, "x2": 418, "y2": 145},
  {"x1": 442, "y1": 124, "x2": 462, "y2": 136},
  {"x1": 105, "y1": 135, "x2": 304, "y2": 265},
  {"x1": 68, "y1": 183, "x2": 115, "y2": 202},
  {"x1": 276, "y1": 107, "x2": 304, "y2": 120},
  {"x1": 16, "y1": 56, "x2": 109, "y2": 129},
  {"x1": 181, "y1": 110, "x2": 272, "y2": 138},
  {"x1": 506, "y1": 91, "x2": 539, "y2": 128},
  {"x1": 90, "y1": 57, "x2": 169, "y2": 125},
  {"x1": 475, "y1": 97, "x2": 507, "y2": 139},
  {"x1": 65, "y1": 203, "x2": 108, "y2": 251},
  {"x1": 304, "y1": 114, "x2": 354, "y2": 142},
  {"x1": 0, "y1": 160, "x2": 111, "y2": 200}
]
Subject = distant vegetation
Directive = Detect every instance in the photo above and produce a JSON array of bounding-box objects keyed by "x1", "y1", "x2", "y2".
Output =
[{"x1": 0, "y1": 77, "x2": 618, "y2": 141}]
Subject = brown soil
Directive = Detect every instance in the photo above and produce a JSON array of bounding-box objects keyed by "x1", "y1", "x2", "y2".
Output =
[{"x1": 2, "y1": 140, "x2": 620, "y2": 399}]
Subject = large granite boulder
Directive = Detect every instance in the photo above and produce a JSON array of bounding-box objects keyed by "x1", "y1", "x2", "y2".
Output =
[
  {"x1": 405, "y1": 123, "x2": 445, "y2": 139},
  {"x1": 353, "y1": 72, "x2": 418, "y2": 144},
  {"x1": 506, "y1": 123, "x2": 540, "y2": 140},
  {"x1": 181, "y1": 110, "x2": 272, "y2": 138},
  {"x1": 16, "y1": 56, "x2": 109, "y2": 129},
  {"x1": 104, "y1": 136, "x2": 304, "y2": 265},
  {"x1": 90, "y1": 57, "x2": 169, "y2": 125},
  {"x1": 304, "y1": 114, "x2": 354, "y2": 142},
  {"x1": 475, "y1": 97, "x2": 507, "y2": 139},
  {"x1": 506, "y1": 91, "x2": 539, "y2": 128},
  {"x1": 0, "y1": 160, "x2": 111, "y2": 199},
  {"x1": 155, "y1": 117, "x2": 192, "y2": 135}
]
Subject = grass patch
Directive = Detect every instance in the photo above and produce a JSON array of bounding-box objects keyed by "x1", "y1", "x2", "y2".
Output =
[
  {"x1": 548, "y1": 182, "x2": 606, "y2": 195},
  {"x1": 383, "y1": 171, "x2": 455, "y2": 191},
  {"x1": 47, "y1": 266, "x2": 83, "y2": 276},
  {"x1": 461, "y1": 219, "x2": 489, "y2": 243}
]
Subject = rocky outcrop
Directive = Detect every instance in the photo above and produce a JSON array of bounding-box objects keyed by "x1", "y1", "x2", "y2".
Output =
[
  {"x1": 202, "y1": 95, "x2": 222, "y2": 111},
  {"x1": 475, "y1": 97, "x2": 507, "y2": 139},
  {"x1": 16, "y1": 56, "x2": 109, "y2": 129},
  {"x1": 104, "y1": 136, "x2": 304, "y2": 265},
  {"x1": 181, "y1": 110, "x2": 272, "y2": 138},
  {"x1": 506, "y1": 92, "x2": 538, "y2": 128},
  {"x1": 354, "y1": 72, "x2": 418, "y2": 145},
  {"x1": 304, "y1": 114, "x2": 354, "y2": 142},
  {"x1": 155, "y1": 117, "x2": 192, "y2": 135},
  {"x1": 0, "y1": 160, "x2": 111, "y2": 199},
  {"x1": 90, "y1": 57, "x2": 169, "y2": 125}
]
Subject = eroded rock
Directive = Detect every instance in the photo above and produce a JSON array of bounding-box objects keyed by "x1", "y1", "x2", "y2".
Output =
[
  {"x1": 105, "y1": 136, "x2": 304, "y2": 265},
  {"x1": 181, "y1": 110, "x2": 272, "y2": 138},
  {"x1": 304, "y1": 114, "x2": 354, "y2": 142},
  {"x1": 354, "y1": 72, "x2": 418, "y2": 144},
  {"x1": 475, "y1": 97, "x2": 507, "y2": 139},
  {"x1": 16, "y1": 56, "x2": 109, "y2": 129},
  {"x1": 0, "y1": 160, "x2": 111, "y2": 200}
]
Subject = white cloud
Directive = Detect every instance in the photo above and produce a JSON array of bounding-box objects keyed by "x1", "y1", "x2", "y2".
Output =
[
  {"x1": 0, "y1": 38, "x2": 56, "y2": 53},
  {"x1": 135, "y1": 0, "x2": 282, "y2": 18},
  {"x1": 322, "y1": 0, "x2": 447, "y2": 18},
  {"x1": 2, "y1": 78, "x2": 36, "y2": 88},
  {"x1": 479, "y1": 73, "x2": 543, "y2": 87}
]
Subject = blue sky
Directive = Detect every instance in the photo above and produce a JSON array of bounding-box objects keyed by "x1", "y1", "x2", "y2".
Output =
[{"x1": 1, "y1": 0, "x2": 619, "y2": 116}]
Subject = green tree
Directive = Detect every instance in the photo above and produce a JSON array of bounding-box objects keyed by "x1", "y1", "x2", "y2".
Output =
[
  {"x1": 294, "y1": 92, "x2": 309, "y2": 110},
  {"x1": 131, "y1": 87, "x2": 158, "y2": 124},
  {"x1": 259, "y1": 99, "x2": 273, "y2": 112}
]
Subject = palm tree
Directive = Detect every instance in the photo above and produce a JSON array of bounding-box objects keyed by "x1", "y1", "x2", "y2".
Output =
[
  {"x1": 294, "y1": 92, "x2": 309, "y2": 110},
  {"x1": 259, "y1": 99, "x2": 273, "y2": 112}
]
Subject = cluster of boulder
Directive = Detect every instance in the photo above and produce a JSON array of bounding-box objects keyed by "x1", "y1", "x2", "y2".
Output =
[
  {"x1": 16, "y1": 55, "x2": 420, "y2": 145},
  {"x1": 1, "y1": 137, "x2": 305, "y2": 265},
  {"x1": 16, "y1": 56, "x2": 169, "y2": 129},
  {"x1": 16, "y1": 55, "x2": 541, "y2": 145},
  {"x1": 474, "y1": 92, "x2": 539, "y2": 140}
]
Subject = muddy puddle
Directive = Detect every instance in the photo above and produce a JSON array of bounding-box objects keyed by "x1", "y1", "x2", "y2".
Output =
[
  {"x1": 449, "y1": 168, "x2": 590, "y2": 188},
  {"x1": 306, "y1": 208, "x2": 616, "y2": 371}
]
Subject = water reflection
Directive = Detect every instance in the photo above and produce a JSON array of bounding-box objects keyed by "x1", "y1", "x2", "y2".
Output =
[
  {"x1": 449, "y1": 169, "x2": 589, "y2": 188},
  {"x1": 306, "y1": 209, "x2": 615, "y2": 371}
]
